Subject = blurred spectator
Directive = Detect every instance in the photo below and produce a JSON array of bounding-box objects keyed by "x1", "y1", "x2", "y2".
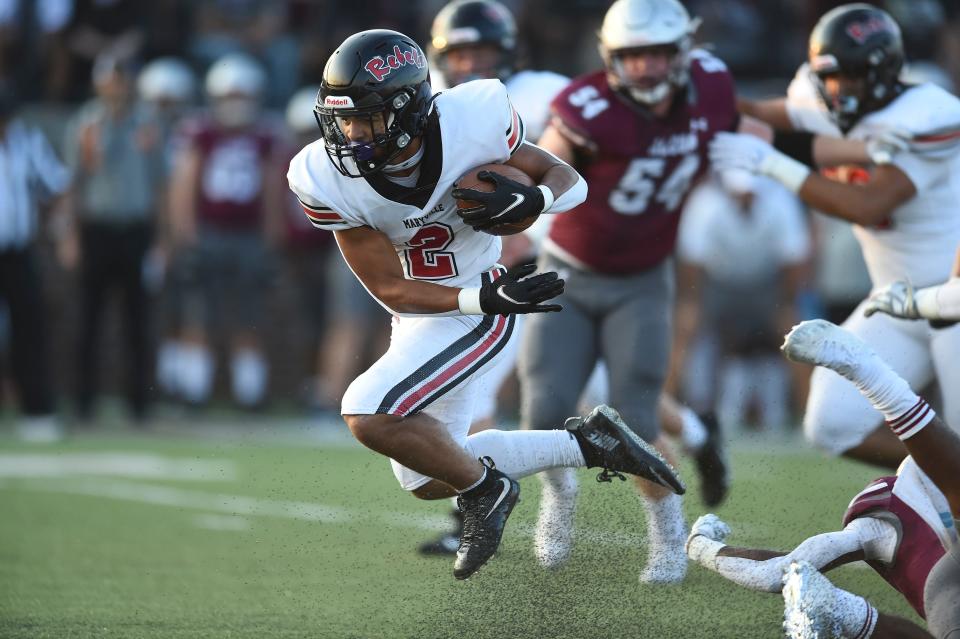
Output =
[
  {"x1": 189, "y1": 0, "x2": 299, "y2": 108},
  {"x1": 167, "y1": 53, "x2": 283, "y2": 409},
  {"x1": 60, "y1": 56, "x2": 166, "y2": 423},
  {"x1": 0, "y1": 0, "x2": 73, "y2": 100},
  {"x1": 135, "y1": 56, "x2": 198, "y2": 401},
  {"x1": 671, "y1": 170, "x2": 810, "y2": 433},
  {"x1": 62, "y1": 0, "x2": 145, "y2": 101},
  {"x1": 0, "y1": 79, "x2": 71, "y2": 440}
]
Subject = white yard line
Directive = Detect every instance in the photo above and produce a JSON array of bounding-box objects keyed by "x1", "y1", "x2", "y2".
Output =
[{"x1": 0, "y1": 452, "x2": 236, "y2": 480}]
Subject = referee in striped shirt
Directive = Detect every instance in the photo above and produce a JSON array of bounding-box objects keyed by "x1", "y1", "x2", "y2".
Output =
[{"x1": 0, "y1": 80, "x2": 71, "y2": 441}]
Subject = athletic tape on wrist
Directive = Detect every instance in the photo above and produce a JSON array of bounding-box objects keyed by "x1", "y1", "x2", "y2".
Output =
[
  {"x1": 457, "y1": 287, "x2": 484, "y2": 315},
  {"x1": 762, "y1": 152, "x2": 811, "y2": 193},
  {"x1": 538, "y1": 184, "x2": 555, "y2": 214}
]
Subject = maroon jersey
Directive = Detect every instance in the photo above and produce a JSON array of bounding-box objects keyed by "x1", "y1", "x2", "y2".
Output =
[
  {"x1": 842, "y1": 475, "x2": 947, "y2": 618},
  {"x1": 546, "y1": 51, "x2": 737, "y2": 274},
  {"x1": 180, "y1": 116, "x2": 277, "y2": 231}
]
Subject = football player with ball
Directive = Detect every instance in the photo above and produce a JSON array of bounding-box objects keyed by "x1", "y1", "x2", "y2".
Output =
[{"x1": 287, "y1": 29, "x2": 684, "y2": 580}]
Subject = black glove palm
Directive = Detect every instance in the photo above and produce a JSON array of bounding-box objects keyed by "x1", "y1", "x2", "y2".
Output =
[
  {"x1": 480, "y1": 263, "x2": 564, "y2": 315},
  {"x1": 453, "y1": 171, "x2": 544, "y2": 231}
]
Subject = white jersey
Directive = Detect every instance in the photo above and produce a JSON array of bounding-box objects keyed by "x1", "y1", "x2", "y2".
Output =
[
  {"x1": 504, "y1": 70, "x2": 569, "y2": 142},
  {"x1": 679, "y1": 176, "x2": 809, "y2": 285},
  {"x1": 785, "y1": 64, "x2": 960, "y2": 289},
  {"x1": 893, "y1": 457, "x2": 958, "y2": 550},
  {"x1": 287, "y1": 79, "x2": 526, "y2": 311}
]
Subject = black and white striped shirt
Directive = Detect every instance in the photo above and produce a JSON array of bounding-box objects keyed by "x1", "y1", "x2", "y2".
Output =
[{"x1": 0, "y1": 119, "x2": 71, "y2": 249}]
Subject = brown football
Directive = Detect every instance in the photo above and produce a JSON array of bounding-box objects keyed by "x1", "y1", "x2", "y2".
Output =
[{"x1": 455, "y1": 163, "x2": 539, "y2": 236}]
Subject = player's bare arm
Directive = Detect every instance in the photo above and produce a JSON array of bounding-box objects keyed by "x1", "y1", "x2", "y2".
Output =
[
  {"x1": 710, "y1": 132, "x2": 917, "y2": 227},
  {"x1": 334, "y1": 226, "x2": 461, "y2": 315},
  {"x1": 737, "y1": 96, "x2": 794, "y2": 131},
  {"x1": 503, "y1": 140, "x2": 582, "y2": 204},
  {"x1": 686, "y1": 514, "x2": 874, "y2": 593}
]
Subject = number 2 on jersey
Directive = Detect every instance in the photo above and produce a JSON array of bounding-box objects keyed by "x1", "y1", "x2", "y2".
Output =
[
  {"x1": 609, "y1": 154, "x2": 701, "y2": 215},
  {"x1": 404, "y1": 223, "x2": 457, "y2": 280}
]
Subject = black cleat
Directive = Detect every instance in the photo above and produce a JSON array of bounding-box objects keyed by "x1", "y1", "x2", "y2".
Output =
[
  {"x1": 453, "y1": 458, "x2": 520, "y2": 580},
  {"x1": 693, "y1": 413, "x2": 729, "y2": 508},
  {"x1": 567, "y1": 404, "x2": 685, "y2": 495},
  {"x1": 418, "y1": 509, "x2": 462, "y2": 556}
]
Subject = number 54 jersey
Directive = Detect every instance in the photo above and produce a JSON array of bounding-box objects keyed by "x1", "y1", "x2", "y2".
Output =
[
  {"x1": 286, "y1": 79, "x2": 525, "y2": 306},
  {"x1": 545, "y1": 50, "x2": 738, "y2": 275}
]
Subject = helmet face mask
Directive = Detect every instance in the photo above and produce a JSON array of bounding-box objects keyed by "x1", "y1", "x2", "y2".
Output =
[
  {"x1": 604, "y1": 42, "x2": 688, "y2": 105},
  {"x1": 807, "y1": 4, "x2": 904, "y2": 132},
  {"x1": 317, "y1": 30, "x2": 433, "y2": 178},
  {"x1": 430, "y1": 0, "x2": 517, "y2": 87},
  {"x1": 598, "y1": 0, "x2": 699, "y2": 107}
]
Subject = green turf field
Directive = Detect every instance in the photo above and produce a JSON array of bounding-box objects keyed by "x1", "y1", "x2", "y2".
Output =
[{"x1": 0, "y1": 422, "x2": 922, "y2": 639}]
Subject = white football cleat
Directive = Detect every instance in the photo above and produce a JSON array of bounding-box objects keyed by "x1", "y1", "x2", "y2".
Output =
[
  {"x1": 639, "y1": 541, "x2": 688, "y2": 585},
  {"x1": 781, "y1": 320, "x2": 879, "y2": 381},
  {"x1": 533, "y1": 471, "x2": 578, "y2": 569},
  {"x1": 782, "y1": 561, "x2": 842, "y2": 639}
]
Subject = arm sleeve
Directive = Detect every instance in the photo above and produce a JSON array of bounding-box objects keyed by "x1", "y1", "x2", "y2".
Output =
[{"x1": 286, "y1": 151, "x2": 359, "y2": 232}]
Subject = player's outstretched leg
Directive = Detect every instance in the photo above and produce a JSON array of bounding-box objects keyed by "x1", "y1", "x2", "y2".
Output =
[
  {"x1": 453, "y1": 457, "x2": 520, "y2": 580},
  {"x1": 567, "y1": 405, "x2": 686, "y2": 494},
  {"x1": 783, "y1": 561, "x2": 880, "y2": 639}
]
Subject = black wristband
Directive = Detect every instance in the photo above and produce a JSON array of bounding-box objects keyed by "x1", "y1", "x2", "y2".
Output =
[{"x1": 772, "y1": 130, "x2": 816, "y2": 168}]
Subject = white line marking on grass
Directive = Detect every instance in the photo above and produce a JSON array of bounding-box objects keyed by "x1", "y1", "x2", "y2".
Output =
[
  {"x1": 12, "y1": 477, "x2": 647, "y2": 547},
  {"x1": 0, "y1": 453, "x2": 236, "y2": 481},
  {"x1": 21, "y1": 478, "x2": 348, "y2": 522},
  {"x1": 192, "y1": 514, "x2": 251, "y2": 531}
]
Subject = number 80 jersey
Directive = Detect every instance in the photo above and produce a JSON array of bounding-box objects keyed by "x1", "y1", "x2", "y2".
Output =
[
  {"x1": 545, "y1": 50, "x2": 738, "y2": 275},
  {"x1": 286, "y1": 80, "x2": 526, "y2": 301}
]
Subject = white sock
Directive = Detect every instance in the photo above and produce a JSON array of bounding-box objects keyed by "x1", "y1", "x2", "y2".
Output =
[
  {"x1": 156, "y1": 341, "x2": 183, "y2": 395},
  {"x1": 852, "y1": 355, "x2": 935, "y2": 440},
  {"x1": 231, "y1": 349, "x2": 268, "y2": 407},
  {"x1": 641, "y1": 493, "x2": 686, "y2": 546},
  {"x1": 539, "y1": 467, "x2": 579, "y2": 498},
  {"x1": 464, "y1": 429, "x2": 586, "y2": 479},
  {"x1": 178, "y1": 345, "x2": 214, "y2": 404},
  {"x1": 834, "y1": 586, "x2": 878, "y2": 639},
  {"x1": 678, "y1": 406, "x2": 707, "y2": 451},
  {"x1": 717, "y1": 358, "x2": 750, "y2": 431}
]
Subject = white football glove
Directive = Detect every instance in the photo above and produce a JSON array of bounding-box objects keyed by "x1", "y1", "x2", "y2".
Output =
[
  {"x1": 863, "y1": 126, "x2": 912, "y2": 165},
  {"x1": 709, "y1": 132, "x2": 811, "y2": 193},
  {"x1": 688, "y1": 513, "x2": 731, "y2": 543},
  {"x1": 863, "y1": 280, "x2": 921, "y2": 319}
]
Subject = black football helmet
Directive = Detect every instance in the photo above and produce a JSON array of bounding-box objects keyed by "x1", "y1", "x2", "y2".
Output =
[
  {"x1": 315, "y1": 29, "x2": 433, "y2": 177},
  {"x1": 808, "y1": 3, "x2": 904, "y2": 132},
  {"x1": 430, "y1": 0, "x2": 517, "y2": 87}
]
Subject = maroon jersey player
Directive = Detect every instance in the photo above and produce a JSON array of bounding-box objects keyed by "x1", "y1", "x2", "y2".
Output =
[{"x1": 518, "y1": 0, "x2": 737, "y2": 582}]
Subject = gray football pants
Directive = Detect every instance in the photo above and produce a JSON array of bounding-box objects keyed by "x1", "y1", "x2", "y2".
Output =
[
  {"x1": 519, "y1": 253, "x2": 673, "y2": 442},
  {"x1": 926, "y1": 542, "x2": 960, "y2": 639}
]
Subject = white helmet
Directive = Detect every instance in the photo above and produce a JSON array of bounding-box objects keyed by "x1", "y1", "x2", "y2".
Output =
[
  {"x1": 285, "y1": 85, "x2": 321, "y2": 134},
  {"x1": 138, "y1": 57, "x2": 196, "y2": 103},
  {"x1": 599, "y1": 0, "x2": 700, "y2": 105},
  {"x1": 204, "y1": 53, "x2": 266, "y2": 98}
]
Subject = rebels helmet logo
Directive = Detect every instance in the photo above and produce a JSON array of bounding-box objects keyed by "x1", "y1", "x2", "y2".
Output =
[
  {"x1": 364, "y1": 45, "x2": 426, "y2": 82},
  {"x1": 845, "y1": 17, "x2": 891, "y2": 45}
]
